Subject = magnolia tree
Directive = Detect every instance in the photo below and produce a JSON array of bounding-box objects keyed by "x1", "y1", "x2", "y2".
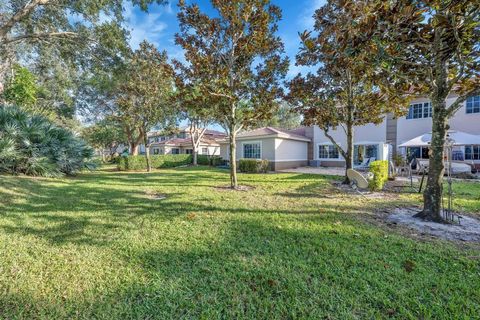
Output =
[
  {"x1": 367, "y1": 0, "x2": 480, "y2": 221},
  {"x1": 288, "y1": 0, "x2": 406, "y2": 183},
  {"x1": 116, "y1": 41, "x2": 176, "y2": 171},
  {"x1": 175, "y1": 0, "x2": 289, "y2": 188},
  {"x1": 173, "y1": 67, "x2": 216, "y2": 166}
]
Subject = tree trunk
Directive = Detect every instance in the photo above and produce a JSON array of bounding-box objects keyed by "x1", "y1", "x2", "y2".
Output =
[
  {"x1": 102, "y1": 151, "x2": 106, "y2": 163},
  {"x1": 143, "y1": 134, "x2": 151, "y2": 172},
  {"x1": 193, "y1": 150, "x2": 198, "y2": 166},
  {"x1": 229, "y1": 130, "x2": 238, "y2": 189},
  {"x1": 130, "y1": 143, "x2": 139, "y2": 155},
  {"x1": 414, "y1": 98, "x2": 448, "y2": 222},
  {"x1": 344, "y1": 122, "x2": 354, "y2": 184}
]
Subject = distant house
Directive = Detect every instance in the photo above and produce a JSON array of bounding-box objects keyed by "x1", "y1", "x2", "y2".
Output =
[{"x1": 144, "y1": 127, "x2": 226, "y2": 156}]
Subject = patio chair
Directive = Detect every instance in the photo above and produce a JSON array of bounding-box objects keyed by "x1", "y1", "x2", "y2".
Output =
[{"x1": 354, "y1": 157, "x2": 375, "y2": 171}]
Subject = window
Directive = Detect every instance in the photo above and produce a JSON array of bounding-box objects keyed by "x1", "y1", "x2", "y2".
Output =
[
  {"x1": 153, "y1": 148, "x2": 160, "y2": 155},
  {"x1": 465, "y1": 145, "x2": 480, "y2": 160},
  {"x1": 185, "y1": 149, "x2": 193, "y2": 155},
  {"x1": 171, "y1": 148, "x2": 180, "y2": 154},
  {"x1": 243, "y1": 142, "x2": 261, "y2": 159},
  {"x1": 406, "y1": 146, "x2": 430, "y2": 160},
  {"x1": 406, "y1": 102, "x2": 432, "y2": 119},
  {"x1": 354, "y1": 144, "x2": 378, "y2": 165},
  {"x1": 318, "y1": 145, "x2": 339, "y2": 159},
  {"x1": 202, "y1": 148, "x2": 208, "y2": 155},
  {"x1": 466, "y1": 96, "x2": 480, "y2": 114}
]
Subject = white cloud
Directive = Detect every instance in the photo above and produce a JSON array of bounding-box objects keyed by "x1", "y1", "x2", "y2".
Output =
[
  {"x1": 299, "y1": 0, "x2": 326, "y2": 30},
  {"x1": 123, "y1": 2, "x2": 170, "y2": 49}
]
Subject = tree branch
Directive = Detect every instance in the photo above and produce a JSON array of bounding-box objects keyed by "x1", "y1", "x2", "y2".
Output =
[
  {"x1": 4, "y1": 31, "x2": 78, "y2": 45},
  {"x1": 322, "y1": 127, "x2": 347, "y2": 160},
  {"x1": 447, "y1": 87, "x2": 480, "y2": 117},
  {"x1": 0, "y1": 0, "x2": 51, "y2": 39}
]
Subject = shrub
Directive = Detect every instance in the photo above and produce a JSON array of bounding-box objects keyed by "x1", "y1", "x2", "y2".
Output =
[
  {"x1": 197, "y1": 155, "x2": 223, "y2": 166},
  {"x1": 239, "y1": 159, "x2": 269, "y2": 173},
  {"x1": 369, "y1": 160, "x2": 389, "y2": 191},
  {"x1": 117, "y1": 154, "x2": 192, "y2": 171},
  {"x1": 0, "y1": 105, "x2": 95, "y2": 177}
]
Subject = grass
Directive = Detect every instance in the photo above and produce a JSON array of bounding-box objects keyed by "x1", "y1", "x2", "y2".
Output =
[{"x1": 0, "y1": 166, "x2": 479, "y2": 319}]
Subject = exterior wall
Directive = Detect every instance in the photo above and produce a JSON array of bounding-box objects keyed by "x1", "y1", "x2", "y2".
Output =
[
  {"x1": 236, "y1": 138, "x2": 276, "y2": 161},
  {"x1": 274, "y1": 138, "x2": 308, "y2": 161},
  {"x1": 397, "y1": 95, "x2": 480, "y2": 147},
  {"x1": 219, "y1": 138, "x2": 309, "y2": 170},
  {"x1": 311, "y1": 119, "x2": 388, "y2": 163}
]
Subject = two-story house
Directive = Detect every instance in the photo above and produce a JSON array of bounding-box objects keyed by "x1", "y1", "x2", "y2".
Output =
[
  {"x1": 219, "y1": 94, "x2": 480, "y2": 170},
  {"x1": 144, "y1": 127, "x2": 226, "y2": 156}
]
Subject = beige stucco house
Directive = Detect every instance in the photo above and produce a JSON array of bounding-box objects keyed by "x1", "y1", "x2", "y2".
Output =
[
  {"x1": 219, "y1": 127, "x2": 311, "y2": 170},
  {"x1": 311, "y1": 93, "x2": 480, "y2": 170}
]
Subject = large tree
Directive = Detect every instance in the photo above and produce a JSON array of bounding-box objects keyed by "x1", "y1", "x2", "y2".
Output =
[
  {"x1": 0, "y1": 0, "x2": 166, "y2": 114},
  {"x1": 368, "y1": 0, "x2": 480, "y2": 221},
  {"x1": 82, "y1": 119, "x2": 126, "y2": 162},
  {"x1": 175, "y1": 0, "x2": 289, "y2": 188},
  {"x1": 117, "y1": 41, "x2": 176, "y2": 171},
  {"x1": 288, "y1": 0, "x2": 407, "y2": 183},
  {"x1": 256, "y1": 101, "x2": 301, "y2": 129}
]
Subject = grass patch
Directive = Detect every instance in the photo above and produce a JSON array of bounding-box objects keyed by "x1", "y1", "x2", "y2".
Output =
[{"x1": 0, "y1": 167, "x2": 479, "y2": 319}]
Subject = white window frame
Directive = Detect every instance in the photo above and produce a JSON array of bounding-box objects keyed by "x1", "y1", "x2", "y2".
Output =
[
  {"x1": 466, "y1": 96, "x2": 480, "y2": 114},
  {"x1": 317, "y1": 143, "x2": 341, "y2": 160},
  {"x1": 406, "y1": 102, "x2": 432, "y2": 120},
  {"x1": 242, "y1": 141, "x2": 262, "y2": 159}
]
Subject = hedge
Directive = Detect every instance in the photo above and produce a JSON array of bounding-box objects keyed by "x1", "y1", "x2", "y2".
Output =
[
  {"x1": 118, "y1": 154, "x2": 192, "y2": 171},
  {"x1": 239, "y1": 159, "x2": 269, "y2": 173},
  {"x1": 197, "y1": 155, "x2": 223, "y2": 166},
  {"x1": 369, "y1": 160, "x2": 389, "y2": 191}
]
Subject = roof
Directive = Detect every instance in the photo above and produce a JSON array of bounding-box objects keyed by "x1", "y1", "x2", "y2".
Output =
[
  {"x1": 150, "y1": 137, "x2": 220, "y2": 147},
  {"x1": 219, "y1": 127, "x2": 311, "y2": 143},
  {"x1": 399, "y1": 131, "x2": 480, "y2": 147},
  {"x1": 148, "y1": 127, "x2": 226, "y2": 138}
]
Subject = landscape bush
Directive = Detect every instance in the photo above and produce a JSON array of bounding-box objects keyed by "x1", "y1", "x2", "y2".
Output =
[
  {"x1": 369, "y1": 160, "x2": 389, "y2": 191},
  {"x1": 239, "y1": 159, "x2": 269, "y2": 173},
  {"x1": 197, "y1": 155, "x2": 223, "y2": 166},
  {"x1": 0, "y1": 105, "x2": 95, "y2": 177},
  {"x1": 118, "y1": 154, "x2": 192, "y2": 171}
]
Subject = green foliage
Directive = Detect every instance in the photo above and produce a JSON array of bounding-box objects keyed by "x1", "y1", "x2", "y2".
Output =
[
  {"x1": 2, "y1": 64, "x2": 39, "y2": 109},
  {"x1": 239, "y1": 159, "x2": 270, "y2": 173},
  {"x1": 369, "y1": 160, "x2": 389, "y2": 191},
  {"x1": 197, "y1": 155, "x2": 223, "y2": 166},
  {"x1": 82, "y1": 119, "x2": 126, "y2": 156},
  {"x1": 118, "y1": 154, "x2": 192, "y2": 171},
  {"x1": 256, "y1": 101, "x2": 302, "y2": 129},
  {"x1": 0, "y1": 105, "x2": 95, "y2": 177}
]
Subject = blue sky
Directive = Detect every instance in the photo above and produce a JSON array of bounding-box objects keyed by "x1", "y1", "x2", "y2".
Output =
[{"x1": 124, "y1": 0, "x2": 326, "y2": 79}]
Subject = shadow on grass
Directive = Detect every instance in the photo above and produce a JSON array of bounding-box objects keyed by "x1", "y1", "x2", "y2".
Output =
[{"x1": 1, "y1": 215, "x2": 478, "y2": 319}]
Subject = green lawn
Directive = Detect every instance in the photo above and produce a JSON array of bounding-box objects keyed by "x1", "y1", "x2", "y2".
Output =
[{"x1": 0, "y1": 167, "x2": 479, "y2": 319}]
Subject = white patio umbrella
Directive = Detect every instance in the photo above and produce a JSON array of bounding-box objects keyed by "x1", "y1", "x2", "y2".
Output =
[{"x1": 399, "y1": 131, "x2": 480, "y2": 147}]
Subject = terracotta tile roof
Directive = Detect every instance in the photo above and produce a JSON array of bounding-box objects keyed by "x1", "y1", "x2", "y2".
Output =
[{"x1": 150, "y1": 137, "x2": 220, "y2": 147}]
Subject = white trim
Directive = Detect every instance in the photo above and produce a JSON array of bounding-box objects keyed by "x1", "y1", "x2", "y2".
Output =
[{"x1": 241, "y1": 140, "x2": 262, "y2": 159}]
